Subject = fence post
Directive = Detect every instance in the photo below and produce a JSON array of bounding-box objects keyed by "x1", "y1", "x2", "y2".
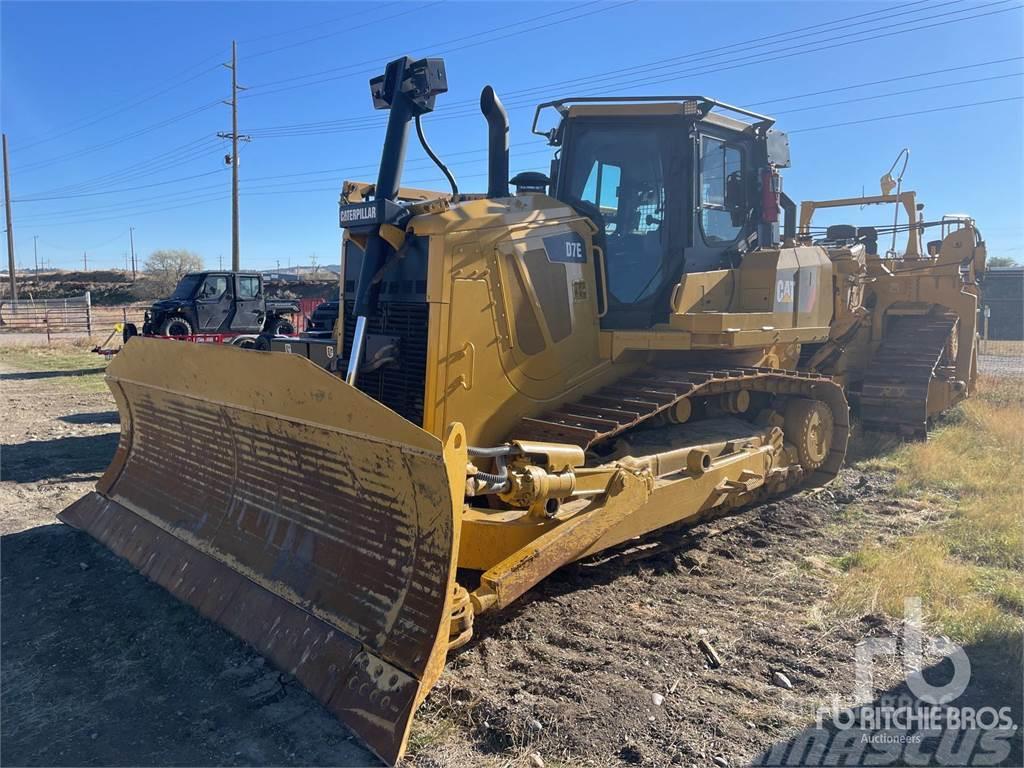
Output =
[
  {"x1": 45, "y1": 310, "x2": 51, "y2": 345},
  {"x1": 85, "y1": 290, "x2": 92, "y2": 337}
]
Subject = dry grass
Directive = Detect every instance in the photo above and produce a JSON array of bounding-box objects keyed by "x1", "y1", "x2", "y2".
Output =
[
  {"x1": 835, "y1": 374, "x2": 1024, "y2": 663},
  {"x1": 0, "y1": 345, "x2": 107, "y2": 371},
  {"x1": 0, "y1": 344, "x2": 109, "y2": 392}
]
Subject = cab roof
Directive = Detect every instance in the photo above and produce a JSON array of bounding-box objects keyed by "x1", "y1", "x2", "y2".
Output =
[{"x1": 532, "y1": 96, "x2": 774, "y2": 145}]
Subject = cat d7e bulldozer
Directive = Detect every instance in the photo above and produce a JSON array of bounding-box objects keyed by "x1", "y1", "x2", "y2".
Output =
[{"x1": 61, "y1": 55, "x2": 985, "y2": 764}]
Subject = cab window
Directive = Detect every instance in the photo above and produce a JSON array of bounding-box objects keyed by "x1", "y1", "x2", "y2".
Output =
[
  {"x1": 563, "y1": 123, "x2": 669, "y2": 305},
  {"x1": 581, "y1": 162, "x2": 622, "y2": 233},
  {"x1": 198, "y1": 275, "x2": 229, "y2": 300},
  {"x1": 238, "y1": 275, "x2": 260, "y2": 299},
  {"x1": 700, "y1": 136, "x2": 744, "y2": 244}
]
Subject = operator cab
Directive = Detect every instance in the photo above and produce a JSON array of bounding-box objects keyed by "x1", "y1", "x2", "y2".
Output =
[{"x1": 537, "y1": 98, "x2": 788, "y2": 329}]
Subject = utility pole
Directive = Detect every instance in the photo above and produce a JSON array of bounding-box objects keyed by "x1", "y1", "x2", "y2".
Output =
[
  {"x1": 3, "y1": 133, "x2": 16, "y2": 302},
  {"x1": 83, "y1": 251, "x2": 88, "y2": 272},
  {"x1": 129, "y1": 226, "x2": 137, "y2": 279},
  {"x1": 218, "y1": 253, "x2": 223, "y2": 270},
  {"x1": 33, "y1": 234, "x2": 38, "y2": 275},
  {"x1": 218, "y1": 40, "x2": 250, "y2": 272}
]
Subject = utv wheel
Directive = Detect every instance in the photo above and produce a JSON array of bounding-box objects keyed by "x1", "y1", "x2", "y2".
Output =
[
  {"x1": 159, "y1": 316, "x2": 194, "y2": 337},
  {"x1": 784, "y1": 398, "x2": 834, "y2": 472},
  {"x1": 268, "y1": 318, "x2": 295, "y2": 336}
]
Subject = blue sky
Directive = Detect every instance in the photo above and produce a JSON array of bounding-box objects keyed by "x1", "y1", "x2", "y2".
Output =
[{"x1": 2, "y1": 0, "x2": 1022, "y2": 271}]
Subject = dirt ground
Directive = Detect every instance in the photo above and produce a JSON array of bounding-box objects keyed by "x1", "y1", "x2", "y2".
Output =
[
  {"x1": 418, "y1": 467, "x2": 1021, "y2": 767},
  {"x1": 0, "y1": 353, "x2": 377, "y2": 767},
  {"x1": 1, "y1": 345, "x2": 1021, "y2": 767}
]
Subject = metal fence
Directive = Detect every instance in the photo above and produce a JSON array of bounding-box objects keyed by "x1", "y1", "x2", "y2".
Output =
[
  {"x1": 0, "y1": 294, "x2": 325, "y2": 336},
  {"x1": 0, "y1": 293, "x2": 93, "y2": 333}
]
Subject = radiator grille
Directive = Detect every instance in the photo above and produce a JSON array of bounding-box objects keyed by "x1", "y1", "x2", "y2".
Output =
[{"x1": 343, "y1": 302, "x2": 429, "y2": 426}]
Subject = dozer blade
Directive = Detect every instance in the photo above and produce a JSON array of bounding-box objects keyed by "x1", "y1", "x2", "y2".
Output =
[{"x1": 59, "y1": 339, "x2": 467, "y2": 766}]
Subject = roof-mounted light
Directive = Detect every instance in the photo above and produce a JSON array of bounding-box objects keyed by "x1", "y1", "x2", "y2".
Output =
[{"x1": 682, "y1": 100, "x2": 701, "y2": 117}]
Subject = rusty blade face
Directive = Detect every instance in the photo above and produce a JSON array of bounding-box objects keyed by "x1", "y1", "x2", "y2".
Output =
[{"x1": 59, "y1": 339, "x2": 465, "y2": 765}]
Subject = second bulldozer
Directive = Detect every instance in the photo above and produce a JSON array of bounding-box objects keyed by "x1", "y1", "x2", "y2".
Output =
[
  {"x1": 60, "y1": 56, "x2": 982, "y2": 764},
  {"x1": 796, "y1": 173, "x2": 985, "y2": 438}
]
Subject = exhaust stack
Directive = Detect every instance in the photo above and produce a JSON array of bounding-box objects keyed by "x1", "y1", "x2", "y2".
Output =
[{"x1": 480, "y1": 86, "x2": 509, "y2": 198}]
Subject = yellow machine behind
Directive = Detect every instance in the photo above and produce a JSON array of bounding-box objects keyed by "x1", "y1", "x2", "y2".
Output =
[
  {"x1": 60, "y1": 57, "x2": 984, "y2": 764},
  {"x1": 797, "y1": 174, "x2": 984, "y2": 437}
]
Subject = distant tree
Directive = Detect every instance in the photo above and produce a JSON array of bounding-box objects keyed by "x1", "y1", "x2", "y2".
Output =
[
  {"x1": 144, "y1": 250, "x2": 204, "y2": 293},
  {"x1": 987, "y1": 256, "x2": 1020, "y2": 268}
]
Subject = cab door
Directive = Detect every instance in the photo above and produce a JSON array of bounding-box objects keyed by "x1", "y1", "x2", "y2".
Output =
[
  {"x1": 687, "y1": 132, "x2": 755, "y2": 272},
  {"x1": 555, "y1": 117, "x2": 686, "y2": 330},
  {"x1": 195, "y1": 273, "x2": 232, "y2": 330},
  {"x1": 231, "y1": 274, "x2": 263, "y2": 332}
]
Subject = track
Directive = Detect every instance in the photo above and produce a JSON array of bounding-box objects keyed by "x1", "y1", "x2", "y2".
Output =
[
  {"x1": 858, "y1": 312, "x2": 959, "y2": 439},
  {"x1": 510, "y1": 366, "x2": 850, "y2": 487}
]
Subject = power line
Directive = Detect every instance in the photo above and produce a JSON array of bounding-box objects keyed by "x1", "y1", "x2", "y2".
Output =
[
  {"x1": 789, "y1": 95, "x2": 1024, "y2": 132},
  {"x1": 16, "y1": 3, "x2": 1022, "y2": 226},
  {"x1": 242, "y1": 0, "x2": 635, "y2": 98},
  {"x1": 13, "y1": 57, "x2": 227, "y2": 154},
  {"x1": 23, "y1": 92, "x2": 1022, "y2": 229},
  {"x1": 25, "y1": 83, "x2": 1015, "y2": 233},
  {"x1": 32, "y1": 190, "x2": 230, "y2": 229},
  {"x1": 242, "y1": 0, "x2": 951, "y2": 117},
  {"x1": 18, "y1": 65, "x2": 1023, "y2": 224},
  {"x1": 743, "y1": 55, "x2": 1024, "y2": 108},
  {"x1": 19, "y1": 136, "x2": 220, "y2": 199},
  {"x1": 446, "y1": 0, "x2": 954, "y2": 113},
  {"x1": 39, "y1": 229, "x2": 129, "y2": 252},
  {"x1": 9, "y1": 3, "x2": 416, "y2": 167},
  {"x1": 537, "y1": 1, "x2": 1022, "y2": 100},
  {"x1": 14, "y1": 99, "x2": 223, "y2": 174},
  {"x1": 772, "y1": 71, "x2": 1023, "y2": 115},
  {"x1": 244, "y1": 0, "x2": 1022, "y2": 138},
  {"x1": 246, "y1": 2, "x2": 438, "y2": 60},
  {"x1": 14, "y1": 168, "x2": 225, "y2": 202},
  {"x1": 239, "y1": 1, "x2": 403, "y2": 44}
]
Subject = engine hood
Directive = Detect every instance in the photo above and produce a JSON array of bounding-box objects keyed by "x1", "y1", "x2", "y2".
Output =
[{"x1": 151, "y1": 299, "x2": 189, "y2": 312}]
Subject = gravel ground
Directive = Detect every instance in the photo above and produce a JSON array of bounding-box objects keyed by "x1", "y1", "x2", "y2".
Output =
[
  {"x1": 979, "y1": 353, "x2": 1024, "y2": 378},
  {"x1": 0, "y1": 360, "x2": 377, "y2": 767}
]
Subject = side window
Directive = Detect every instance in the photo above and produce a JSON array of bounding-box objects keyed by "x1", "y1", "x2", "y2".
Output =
[
  {"x1": 238, "y1": 276, "x2": 260, "y2": 299},
  {"x1": 581, "y1": 161, "x2": 622, "y2": 234},
  {"x1": 199, "y1": 275, "x2": 229, "y2": 300},
  {"x1": 700, "y1": 136, "x2": 745, "y2": 244}
]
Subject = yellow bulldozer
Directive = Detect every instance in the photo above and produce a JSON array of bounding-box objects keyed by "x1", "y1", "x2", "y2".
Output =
[{"x1": 60, "y1": 57, "x2": 984, "y2": 764}]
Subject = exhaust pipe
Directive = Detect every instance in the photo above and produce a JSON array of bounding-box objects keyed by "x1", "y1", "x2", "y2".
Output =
[{"x1": 480, "y1": 86, "x2": 509, "y2": 198}]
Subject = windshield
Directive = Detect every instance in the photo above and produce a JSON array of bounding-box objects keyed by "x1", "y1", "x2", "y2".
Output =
[
  {"x1": 170, "y1": 274, "x2": 204, "y2": 300},
  {"x1": 559, "y1": 119, "x2": 682, "y2": 307}
]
